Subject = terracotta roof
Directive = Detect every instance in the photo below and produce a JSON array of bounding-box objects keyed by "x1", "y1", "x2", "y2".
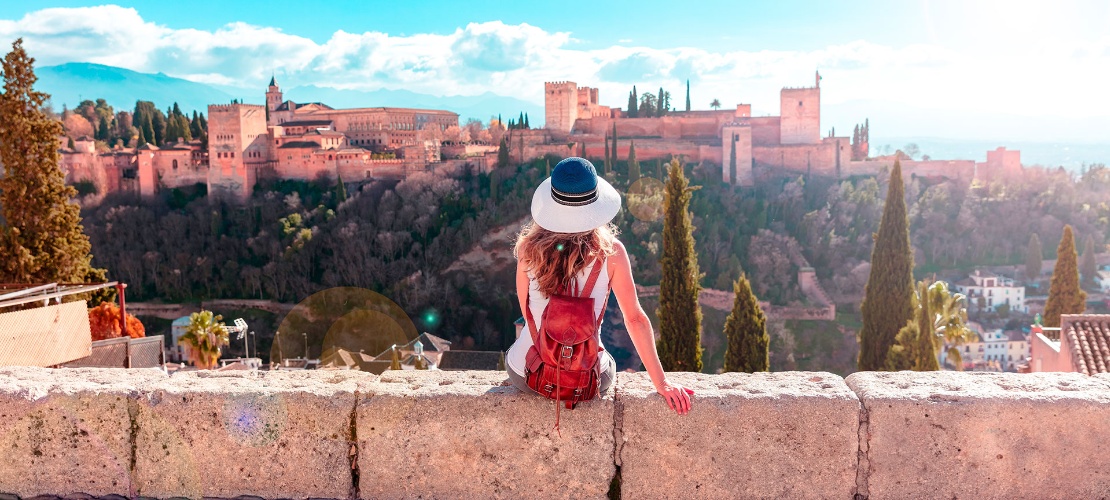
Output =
[
  {"x1": 1062, "y1": 315, "x2": 1110, "y2": 375},
  {"x1": 438, "y1": 350, "x2": 503, "y2": 371},
  {"x1": 402, "y1": 332, "x2": 452, "y2": 353}
]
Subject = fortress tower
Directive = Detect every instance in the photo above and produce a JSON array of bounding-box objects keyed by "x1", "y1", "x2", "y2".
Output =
[
  {"x1": 545, "y1": 81, "x2": 578, "y2": 136},
  {"x1": 266, "y1": 76, "x2": 283, "y2": 125},
  {"x1": 207, "y1": 103, "x2": 269, "y2": 203},
  {"x1": 779, "y1": 71, "x2": 821, "y2": 145}
]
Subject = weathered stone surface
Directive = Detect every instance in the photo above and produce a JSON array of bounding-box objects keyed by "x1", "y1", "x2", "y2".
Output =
[
  {"x1": 618, "y1": 371, "x2": 859, "y2": 500},
  {"x1": 132, "y1": 370, "x2": 372, "y2": 499},
  {"x1": 357, "y1": 370, "x2": 615, "y2": 500},
  {"x1": 847, "y1": 371, "x2": 1110, "y2": 499},
  {"x1": 0, "y1": 367, "x2": 166, "y2": 497}
]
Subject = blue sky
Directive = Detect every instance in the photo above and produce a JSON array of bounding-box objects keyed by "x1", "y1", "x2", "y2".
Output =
[{"x1": 0, "y1": 1, "x2": 1108, "y2": 143}]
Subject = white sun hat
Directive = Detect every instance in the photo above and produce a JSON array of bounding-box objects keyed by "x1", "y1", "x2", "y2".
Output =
[{"x1": 530, "y1": 157, "x2": 622, "y2": 233}]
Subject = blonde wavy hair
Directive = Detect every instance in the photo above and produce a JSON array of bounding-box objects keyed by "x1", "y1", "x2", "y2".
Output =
[{"x1": 514, "y1": 221, "x2": 619, "y2": 297}]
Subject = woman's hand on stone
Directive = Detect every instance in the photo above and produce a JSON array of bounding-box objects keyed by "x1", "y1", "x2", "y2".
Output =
[{"x1": 656, "y1": 379, "x2": 694, "y2": 415}]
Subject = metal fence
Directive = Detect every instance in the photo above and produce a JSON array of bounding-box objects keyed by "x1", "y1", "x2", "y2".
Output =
[
  {"x1": 62, "y1": 335, "x2": 165, "y2": 369},
  {"x1": 0, "y1": 300, "x2": 93, "y2": 367}
]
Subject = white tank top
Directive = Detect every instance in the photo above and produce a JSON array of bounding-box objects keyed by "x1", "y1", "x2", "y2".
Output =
[{"x1": 506, "y1": 258, "x2": 610, "y2": 376}]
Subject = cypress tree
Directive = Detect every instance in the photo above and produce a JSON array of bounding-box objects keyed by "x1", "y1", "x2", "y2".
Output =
[
  {"x1": 858, "y1": 160, "x2": 915, "y2": 371},
  {"x1": 336, "y1": 173, "x2": 347, "y2": 203},
  {"x1": 603, "y1": 134, "x2": 610, "y2": 174},
  {"x1": 66, "y1": 136, "x2": 75, "y2": 150},
  {"x1": 685, "y1": 79, "x2": 691, "y2": 112},
  {"x1": 629, "y1": 86, "x2": 638, "y2": 118},
  {"x1": 1044, "y1": 225, "x2": 1087, "y2": 327},
  {"x1": 1080, "y1": 234, "x2": 1098, "y2": 287},
  {"x1": 656, "y1": 159, "x2": 703, "y2": 372},
  {"x1": 545, "y1": 158, "x2": 551, "y2": 177},
  {"x1": 0, "y1": 39, "x2": 102, "y2": 285},
  {"x1": 497, "y1": 136, "x2": 510, "y2": 168},
  {"x1": 658, "y1": 86, "x2": 665, "y2": 117},
  {"x1": 524, "y1": 113, "x2": 530, "y2": 129},
  {"x1": 151, "y1": 109, "x2": 166, "y2": 145},
  {"x1": 97, "y1": 115, "x2": 110, "y2": 141},
  {"x1": 1026, "y1": 233, "x2": 1043, "y2": 281},
  {"x1": 628, "y1": 141, "x2": 640, "y2": 183},
  {"x1": 722, "y1": 274, "x2": 768, "y2": 372},
  {"x1": 611, "y1": 123, "x2": 618, "y2": 162}
]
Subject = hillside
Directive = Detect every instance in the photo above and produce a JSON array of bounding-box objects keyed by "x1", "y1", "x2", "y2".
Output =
[{"x1": 38, "y1": 63, "x2": 234, "y2": 113}]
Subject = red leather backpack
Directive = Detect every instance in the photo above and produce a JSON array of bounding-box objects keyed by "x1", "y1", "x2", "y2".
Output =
[{"x1": 524, "y1": 256, "x2": 609, "y2": 433}]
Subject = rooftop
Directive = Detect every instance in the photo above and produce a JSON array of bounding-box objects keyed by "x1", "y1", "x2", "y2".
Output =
[{"x1": 1062, "y1": 315, "x2": 1110, "y2": 375}]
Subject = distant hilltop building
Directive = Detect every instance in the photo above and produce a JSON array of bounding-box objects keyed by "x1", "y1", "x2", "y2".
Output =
[
  {"x1": 61, "y1": 77, "x2": 462, "y2": 203},
  {"x1": 59, "y1": 73, "x2": 1028, "y2": 201},
  {"x1": 536, "y1": 72, "x2": 1023, "y2": 185}
]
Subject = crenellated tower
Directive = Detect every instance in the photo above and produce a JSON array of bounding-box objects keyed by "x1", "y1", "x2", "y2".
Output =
[
  {"x1": 207, "y1": 103, "x2": 268, "y2": 203},
  {"x1": 544, "y1": 81, "x2": 578, "y2": 136}
]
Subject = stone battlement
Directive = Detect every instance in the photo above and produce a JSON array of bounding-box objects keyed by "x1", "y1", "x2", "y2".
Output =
[
  {"x1": 2, "y1": 367, "x2": 1109, "y2": 499},
  {"x1": 208, "y1": 103, "x2": 266, "y2": 112}
]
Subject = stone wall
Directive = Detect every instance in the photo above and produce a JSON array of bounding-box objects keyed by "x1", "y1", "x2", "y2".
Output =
[{"x1": 2, "y1": 368, "x2": 1110, "y2": 499}]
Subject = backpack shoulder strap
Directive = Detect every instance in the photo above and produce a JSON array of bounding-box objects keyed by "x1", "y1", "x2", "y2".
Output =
[{"x1": 578, "y1": 257, "x2": 606, "y2": 298}]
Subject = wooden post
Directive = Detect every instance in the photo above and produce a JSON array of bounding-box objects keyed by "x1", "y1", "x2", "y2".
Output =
[{"x1": 116, "y1": 282, "x2": 128, "y2": 338}]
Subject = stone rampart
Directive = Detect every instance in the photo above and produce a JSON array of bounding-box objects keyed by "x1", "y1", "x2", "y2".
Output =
[{"x1": 2, "y1": 368, "x2": 1110, "y2": 499}]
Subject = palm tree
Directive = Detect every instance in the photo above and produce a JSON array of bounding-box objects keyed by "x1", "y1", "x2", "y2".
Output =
[
  {"x1": 178, "y1": 310, "x2": 230, "y2": 369},
  {"x1": 710, "y1": 99, "x2": 721, "y2": 110},
  {"x1": 887, "y1": 280, "x2": 975, "y2": 370},
  {"x1": 925, "y1": 281, "x2": 976, "y2": 370}
]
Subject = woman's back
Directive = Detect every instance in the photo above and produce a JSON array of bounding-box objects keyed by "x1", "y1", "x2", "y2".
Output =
[{"x1": 506, "y1": 257, "x2": 609, "y2": 376}]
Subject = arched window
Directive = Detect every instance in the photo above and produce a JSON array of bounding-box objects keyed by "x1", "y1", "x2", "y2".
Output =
[{"x1": 172, "y1": 159, "x2": 178, "y2": 169}]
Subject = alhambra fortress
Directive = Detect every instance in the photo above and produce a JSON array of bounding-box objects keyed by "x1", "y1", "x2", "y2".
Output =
[{"x1": 60, "y1": 72, "x2": 1024, "y2": 202}]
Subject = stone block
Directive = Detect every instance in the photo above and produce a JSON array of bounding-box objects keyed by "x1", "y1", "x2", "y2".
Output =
[
  {"x1": 847, "y1": 371, "x2": 1110, "y2": 499},
  {"x1": 0, "y1": 367, "x2": 167, "y2": 497},
  {"x1": 617, "y1": 371, "x2": 859, "y2": 499},
  {"x1": 357, "y1": 370, "x2": 615, "y2": 499},
  {"x1": 132, "y1": 370, "x2": 371, "y2": 499}
]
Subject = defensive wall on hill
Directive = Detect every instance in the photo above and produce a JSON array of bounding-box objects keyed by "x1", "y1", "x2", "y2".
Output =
[{"x1": 3, "y1": 367, "x2": 1109, "y2": 499}]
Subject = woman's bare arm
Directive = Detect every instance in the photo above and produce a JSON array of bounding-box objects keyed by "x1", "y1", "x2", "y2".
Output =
[{"x1": 609, "y1": 240, "x2": 692, "y2": 414}]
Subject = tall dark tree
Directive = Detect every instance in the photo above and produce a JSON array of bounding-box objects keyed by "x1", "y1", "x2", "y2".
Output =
[
  {"x1": 858, "y1": 160, "x2": 915, "y2": 371},
  {"x1": 611, "y1": 123, "x2": 618, "y2": 162},
  {"x1": 685, "y1": 79, "x2": 691, "y2": 112},
  {"x1": 1080, "y1": 233, "x2": 1098, "y2": 287},
  {"x1": 336, "y1": 173, "x2": 347, "y2": 203},
  {"x1": 722, "y1": 274, "x2": 768, "y2": 372},
  {"x1": 524, "y1": 113, "x2": 530, "y2": 129},
  {"x1": 656, "y1": 159, "x2": 703, "y2": 372},
  {"x1": 96, "y1": 115, "x2": 110, "y2": 142},
  {"x1": 1044, "y1": 225, "x2": 1087, "y2": 327},
  {"x1": 628, "y1": 140, "x2": 640, "y2": 183},
  {"x1": 603, "y1": 134, "x2": 610, "y2": 174},
  {"x1": 0, "y1": 39, "x2": 103, "y2": 285},
  {"x1": 497, "y1": 136, "x2": 510, "y2": 169},
  {"x1": 628, "y1": 86, "x2": 638, "y2": 118},
  {"x1": 1025, "y1": 233, "x2": 1043, "y2": 281}
]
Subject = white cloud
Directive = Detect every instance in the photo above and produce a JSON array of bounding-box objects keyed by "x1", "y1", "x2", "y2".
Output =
[{"x1": 0, "y1": 4, "x2": 1107, "y2": 136}]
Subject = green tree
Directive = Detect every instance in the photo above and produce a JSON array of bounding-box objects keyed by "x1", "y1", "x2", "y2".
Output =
[
  {"x1": 1043, "y1": 225, "x2": 1086, "y2": 327},
  {"x1": 858, "y1": 160, "x2": 915, "y2": 371},
  {"x1": 96, "y1": 115, "x2": 110, "y2": 142},
  {"x1": 710, "y1": 98, "x2": 721, "y2": 110},
  {"x1": 603, "y1": 134, "x2": 610, "y2": 174},
  {"x1": 497, "y1": 136, "x2": 510, "y2": 168},
  {"x1": 722, "y1": 274, "x2": 768, "y2": 372},
  {"x1": 656, "y1": 159, "x2": 703, "y2": 372},
  {"x1": 1080, "y1": 233, "x2": 1098, "y2": 287},
  {"x1": 611, "y1": 123, "x2": 618, "y2": 163},
  {"x1": 0, "y1": 39, "x2": 102, "y2": 286},
  {"x1": 685, "y1": 79, "x2": 691, "y2": 112},
  {"x1": 628, "y1": 140, "x2": 640, "y2": 183},
  {"x1": 627, "y1": 86, "x2": 638, "y2": 118},
  {"x1": 1025, "y1": 233, "x2": 1043, "y2": 281},
  {"x1": 657, "y1": 86, "x2": 666, "y2": 117},
  {"x1": 336, "y1": 173, "x2": 347, "y2": 203}
]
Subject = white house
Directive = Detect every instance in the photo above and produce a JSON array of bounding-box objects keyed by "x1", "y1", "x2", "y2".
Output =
[
  {"x1": 1096, "y1": 270, "x2": 1110, "y2": 293},
  {"x1": 947, "y1": 327, "x2": 1029, "y2": 372},
  {"x1": 955, "y1": 270, "x2": 1027, "y2": 313}
]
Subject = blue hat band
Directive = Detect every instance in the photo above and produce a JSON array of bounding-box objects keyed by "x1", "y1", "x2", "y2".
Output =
[{"x1": 551, "y1": 185, "x2": 598, "y2": 206}]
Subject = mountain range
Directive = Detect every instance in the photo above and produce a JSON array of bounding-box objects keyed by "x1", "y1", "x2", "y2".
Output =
[{"x1": 36, "y1": 62, "x2": 542, "y2": 124}]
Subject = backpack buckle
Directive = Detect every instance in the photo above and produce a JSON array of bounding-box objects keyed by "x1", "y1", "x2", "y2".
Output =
[
  {"x1": 543, "y1": 383, "x2": 555, "y2": 393},
  {"x1": 560, "y1": 345, "x2": 573, "y2": 359}
]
